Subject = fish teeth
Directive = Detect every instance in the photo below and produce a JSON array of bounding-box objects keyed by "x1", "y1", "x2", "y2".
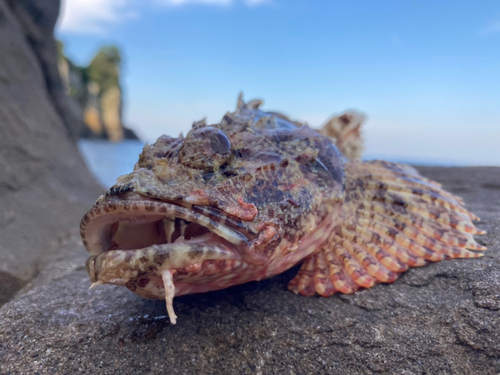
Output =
[
  {"x1": 180, "y1": 220, "x2": 187, "y2": 238},
  {"x1": 161, "y1": 269, "x2": 177, "y2": 324},
  {"x1": 164, "y1": 218, "x2": 175, "y2": 244}
]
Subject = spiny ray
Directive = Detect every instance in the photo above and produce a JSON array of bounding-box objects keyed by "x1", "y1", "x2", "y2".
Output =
[
  {"x1": 366, "y1": 217, "x2": 482, "y2": 260},
  {"x1": 349, "y1": 179, "x2": 464, "y2": 209},
  {"x1": 334, "y1": 243, "x2": 378, "y2": 288},
  {"x1": 335, "y1": 229, "x2": 406, "y2": 272},
  {"x1": 349, "y1": 172, "x2": 464, "y2": 204},
  {"x1": 355, "y1": 205, "x2": 485, "y2": 250},
  {"x1": 313, "y1": 251, "x2": 336, "y2": 296},
  {"x1": 337, "y1": 232, "x2": 408, "y2": 274},
  {"x1": 347, "y1": 187, "x2": 476, "y2": 223},
  {"x1": 347, "y1": 161, "x2": 442, "y2": 188},
  {"x1": 347, "y1": 189, "x2": 482, "y2": 233},
  {"x1": 341, "y1": 225, "x2": 427, "y2": 267},
  {"x1": 353, "y1": 207, "x2": 476, "y2": 251}
]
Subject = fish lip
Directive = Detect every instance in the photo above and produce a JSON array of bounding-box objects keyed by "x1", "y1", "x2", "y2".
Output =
[{"x1": 80, "y1": 195, "x2": 253, "y2": 260}]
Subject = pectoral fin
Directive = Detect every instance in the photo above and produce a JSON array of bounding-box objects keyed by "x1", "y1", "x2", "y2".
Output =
[{"x1": 288, "y1": 160, "x2": 486, "y2": 297}]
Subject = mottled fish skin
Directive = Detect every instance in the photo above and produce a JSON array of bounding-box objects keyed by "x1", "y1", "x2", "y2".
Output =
[{"x1": 80, "y1": 95, "x2": 486, "y2": 321}]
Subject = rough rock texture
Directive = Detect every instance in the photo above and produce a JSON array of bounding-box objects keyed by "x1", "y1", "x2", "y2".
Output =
[
  {"x1": 0, "y1": 0, "x2": 102, "y2": 303},
  {"x1": 6, "y1": 0, "x2": 86, "y2": 140},
  {"x1": 1, "y1": 166, "x2": 499, "y2": 374}
]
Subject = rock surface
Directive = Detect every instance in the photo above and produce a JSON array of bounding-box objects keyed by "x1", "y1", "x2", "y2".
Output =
[
  {"x1": 7, "y1": 0, "x2": 86, "y2": 141},
  {"x1": 0, "y1": 0, "x2": 102, "y2": 303},
  {"x1": 1, "y1": 166, "x2": 499, "y2": 374}
]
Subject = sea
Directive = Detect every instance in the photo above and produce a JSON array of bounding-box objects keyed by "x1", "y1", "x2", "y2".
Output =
[
  {"x1": 78, "y1": 139, "x2": 493, "y2": 189},
  {"x1": 78, "y1": 140, "x2": 147, "y2": 188}
]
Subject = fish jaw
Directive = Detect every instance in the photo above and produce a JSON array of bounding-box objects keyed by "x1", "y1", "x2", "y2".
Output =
[
  {"x1": 81, "y1": 195, "x2": 253, "y2": 324},
  {"x1": 80, "y1": 191, "x2": 342, "y2": 324},
  {"x1": 81, "y1": 192, "x2": 338, "y2": 291}
]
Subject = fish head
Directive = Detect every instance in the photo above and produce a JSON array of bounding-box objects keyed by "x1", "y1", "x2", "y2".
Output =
[{"x1": 81, "y1": 97, "x2": 345, "y2": 302}]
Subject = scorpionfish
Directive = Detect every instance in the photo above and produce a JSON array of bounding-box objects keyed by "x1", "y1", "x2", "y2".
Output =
[{"x1": 81, "y1": 95, "x2": 486, "y2": 324}]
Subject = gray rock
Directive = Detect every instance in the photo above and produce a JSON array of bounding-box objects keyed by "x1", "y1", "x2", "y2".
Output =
[
  {"x1": 1, "y1": 166, "x2": 499, "y2": 374},
  {"x1": 7, "y1": 0, "x2": 87, "y2": 140},
  {"x1": 0, "y1": 0, "x2": 102, "y2": 302}
]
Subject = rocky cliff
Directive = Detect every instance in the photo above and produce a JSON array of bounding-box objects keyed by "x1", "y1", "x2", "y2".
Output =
[
  {"x1": 0, "y1": 0, "x2": 103, "y2": 304},
  {"x1": 58, "y1": 43, "x2": 139, "y2": 141}
]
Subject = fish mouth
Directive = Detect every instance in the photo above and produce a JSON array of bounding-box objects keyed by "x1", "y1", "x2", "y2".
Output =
[
  {"x1": 80, "y1": 193, "x2": 258, "y2": 324},
  {"x1": 82, "y1": 193, "x2": 250, "y2": 252}
]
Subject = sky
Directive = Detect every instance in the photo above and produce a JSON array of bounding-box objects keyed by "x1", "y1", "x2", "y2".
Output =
[{"x1": 57, "y1": 0, "x2": 500, "y2": 165}]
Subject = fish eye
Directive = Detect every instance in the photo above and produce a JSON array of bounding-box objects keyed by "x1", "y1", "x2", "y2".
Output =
[
  {"x1": 179, "y1": 127, "x2": 232, "y2": 172},
  {"x1": 210, "y1": 130, "x2": 231, "y2": 155}
]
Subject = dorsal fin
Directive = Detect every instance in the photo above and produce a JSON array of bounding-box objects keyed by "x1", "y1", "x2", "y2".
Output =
[
  {"x1": 192, "y1": 118, "x2": 207, "y2": 129},
  {"x1": 237, "y1": 92, "x2": 245, "y2": 109},
  {"x1": 236, "y1": 92, "x2": 264, "y2": 110},
  {"x1": 246, "y1": 99, "x2": 264, "y2": 109}
]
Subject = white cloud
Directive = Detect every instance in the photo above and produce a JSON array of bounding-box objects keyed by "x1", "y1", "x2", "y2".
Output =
[
  {"x1": 57, "y1": 0, "x2": 269, "y2": 35},
  {"x1": 480, "y1": 20, "x2": 500, "y2": 36},
  {"x1": 243, "y1": 0, "x2": 269, "y2": 6},
  {"x1": 161, "y1": 0, "x2": 231, "y2": 5},
  {"x1": 57, "y1": 0, "x2": 136, "y2": 35},
  {"x1": 159, "y1": 0, "x2": 269, "y2": 6}
]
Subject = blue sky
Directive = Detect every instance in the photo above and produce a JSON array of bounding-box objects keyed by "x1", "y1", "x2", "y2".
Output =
[{"x1": 57, "y1": 0, "x2": 500, "y2": 165}]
